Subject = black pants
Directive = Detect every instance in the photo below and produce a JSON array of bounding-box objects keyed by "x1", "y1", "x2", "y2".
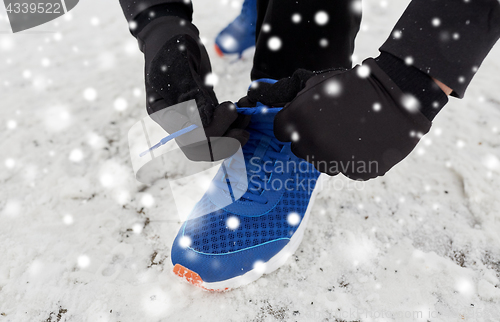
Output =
[
  {"x1": 251, "y1": 0, "x2": 361, "y2": 80},
  {"x1": 120, "y1": 0, "x2": 500, "y2": 97},
  {"x1": 119, "y1": 0, "x2": 361, "y2": 80}
]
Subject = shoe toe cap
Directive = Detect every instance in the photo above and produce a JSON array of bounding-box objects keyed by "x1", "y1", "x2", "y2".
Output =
[{"x1": 171, "y1": 231, "x2": 289, "y2": 284}]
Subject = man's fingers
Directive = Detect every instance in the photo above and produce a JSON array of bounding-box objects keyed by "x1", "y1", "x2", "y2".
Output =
[
  {"x1": 230, "y1": 112, "x2": 252, "y2": 131},
  {"x1": 224, "y1": 128, "x2": 250, "y2": 147},
  {"x1": 178, "y1": 132, "x2": 248, "y2": 162},
  {"x1": 247, "y1": 69, "x2": 315, "y2": 107},
  {"x1": 247, "y1": 82, "x2": 274, "y2": 105},
  {"x1": 203, "y1": 101, "x2": 239, "y2": 137},
  {"x1": 273, "y1": 106, "x2": 295, "y2": 143}
]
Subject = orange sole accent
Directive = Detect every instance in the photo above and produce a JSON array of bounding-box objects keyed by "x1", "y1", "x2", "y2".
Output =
[
  {"x1": 214, "y1": 44, "x2": 225, "y2": 57},
  {"x1": 173, "y1": 264, "x2": 229, "y2": 292}
]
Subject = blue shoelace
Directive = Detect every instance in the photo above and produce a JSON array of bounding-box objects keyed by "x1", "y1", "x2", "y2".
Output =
[
  {"x1": 140, "y1": 114, "x2": 289, "y2": 205},
  {"x1": 210, "y1": 134, "x2": 290, "y2": 204},
  {"x1": 139, "y1": 124, "x2": 198, "y2": 157}
]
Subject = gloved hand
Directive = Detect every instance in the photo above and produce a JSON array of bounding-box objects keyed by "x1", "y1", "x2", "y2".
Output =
[
  {"x1": 238, "y1": 69, "x2": 316, "y2": 107},
  {"x1": 138, "y1": 16, "x2": 250, "y2": 161},
  {"x1": 245, "y1": 58, "x2": 448, "y2": 180}
]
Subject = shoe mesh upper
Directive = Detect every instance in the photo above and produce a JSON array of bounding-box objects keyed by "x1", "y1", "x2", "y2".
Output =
[
  {"x1": 183, "y1": 169, "x2": 319, "y2": 254},
  {"x1": 180, "y1": 105, "x2": 321, "y2": 255}
]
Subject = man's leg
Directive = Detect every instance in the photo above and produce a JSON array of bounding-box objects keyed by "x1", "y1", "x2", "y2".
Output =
[
  {"x1": 119, "y1": 0, "x2": 192, "y2": 34},
  {"x1": 251, "y1": 0, "x2": 362, "y2": 80},
  {"x1": 379, "y1": 0, "x2": 500, "y2": 98},
  {"x1": 119, "y1": 0, "x2": 252, "y2": 160}
]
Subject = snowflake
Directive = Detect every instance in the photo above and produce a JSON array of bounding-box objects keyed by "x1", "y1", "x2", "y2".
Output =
[
  {"x1": 77, "y1": 255, "x2": 90, "y2": 268},
  {"x1": 325, "y1": 80, "x2": 342, "y2": 96},
  {"x1": 287, "y1": 212, "x2": 300, "y2": 226},
  {"x1": 6, "y1": 120, "x2": 17, "y2": 129},
  {"x1": 83, "y1": 87, "x2": 97, "y2": 101},
  {"x1": 226, "y1": 216, "x2": 240, "y2": 230},
  {"x1": 401, "y1": 94, "x2": 420, "y2": 112},
  {"x1": 114, "y1": 97, "x2": 128, "y2": 111},
  {"x1": 253, "y1": 261, "x2": 267, "y2": 274},
  {"x1": 357, "y1": 65, "x2": 371, "y2": 78},
  {"x1": 69, "y1": 149, "x2": 84, "y2": 162},
  {"x1": 268, "y1": 37, "x2": 282, "y2": 51},
  {"x1": 291, "y1": 13, "x2": 301, "y2": 24},
  {"x1": 63, "y1": 214, "x2": 74, "y2": 225},
  {"x1": 205, "y1": 73, "x2": 219, "y2": 86},
  {"x1": 141, "y1": 194, "x2": 155, "y2": 207},
  {"x1": 179, "y1": 236, "x2": 192, "y2": 248},
  {"x1": 90, "y1": 17, "x2": 100, "y2": 26},
  {"x1": 315, "y1": 11, "x2": 329, "y2": 25},
  {"x1": 133, "y1": 223, "x2": 143, "y2": 234}
]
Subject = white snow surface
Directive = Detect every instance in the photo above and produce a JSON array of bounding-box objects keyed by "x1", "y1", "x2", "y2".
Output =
[{"x1": 1, "y1": 0, "x2": 500, "y2": 321}]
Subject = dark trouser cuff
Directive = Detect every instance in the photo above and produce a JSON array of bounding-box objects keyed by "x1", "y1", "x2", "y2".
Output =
[
  {"x1": 375, "y1": 52, "x2": 448, "y2": 121},
  {"x1": 251, "y1": 0, "x2": 361, "y2": 80},
  {"x1": 379, "y1": 0, "x2": 500, "y2": 98}
]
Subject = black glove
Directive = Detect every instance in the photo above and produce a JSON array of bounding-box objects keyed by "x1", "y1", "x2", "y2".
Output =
[
  {"x1": 247, "y1": 58, "x2": 449, "y2": 180},
  {"x1": 137, "y1": 16, "x2": 250, "y2": 161},
  {"x1": 238, "y1": 69, "x2": 315, "y2": 107}
]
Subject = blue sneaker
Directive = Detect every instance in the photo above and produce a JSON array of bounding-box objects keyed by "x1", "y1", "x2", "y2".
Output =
[
  {"x1": 171, "y1": 102, "x2": 322, "y2": 291},
  {"x1": 215, "y1": 0, "x2": 257, "y2": 58}
]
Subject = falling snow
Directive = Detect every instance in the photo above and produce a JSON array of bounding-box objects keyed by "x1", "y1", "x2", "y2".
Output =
[
  {"x1": 324, "y1": 79, "x2": 342, "y2": 96},
  {"x1": 1, "y1": 1, "x2": 500, "y2": 322},
  {"x1": 314, "y1": 11, "x2": 329, "y2": 26},
  {"x1": 69, "y1": 149, "x2": 84, "y2": 162},
  {"x1": 267, "y1": 36, "x2": 282, "y2": 51},
  {"x1": 77, "y1": 255, "x2": 91, "y2": 268},
  {"x1": 401, "y1": 94, "x2": 420, "y2": 112},
  {"x1": 286, "y1": 212, "x2": 301, "y2": 226},
  {"x1": 226, "y1": 216, "x2": 240, "y2": 230},
  {"x1": 291, "y1": 13, "x2": 301, "y2": 24},
  {"x1": 83, "y1": 87, "x2": 97, "y2": 101},
  {"x1": 356, "y1": 65, "x2": 371, "y2": 78},
  {"x1": 63, "y1": 214, "x2": 74, "y2": 225},
  {"x1": 114, "y1": 97, "x2": 128, "y2": 111},
  {"x1": 372, "y1": 102, "x2": 382, "y2": 112},
  {"x1": 205, "y1": 73, "x2": 219, "y2": 87}
]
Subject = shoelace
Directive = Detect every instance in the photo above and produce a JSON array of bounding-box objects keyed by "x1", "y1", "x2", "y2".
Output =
[
  {"x1": 212, "y1": 125, "x2": 290, "y2": 204},
  {"x1": 141, "y1": 114, "x2": 290, "y2": 205},
  {"x1": 139, "y1": 124, "x2": 198, "y2": 157},
  {"x1": 243, "y1": 137, "x2": 290, "y2": 204}
]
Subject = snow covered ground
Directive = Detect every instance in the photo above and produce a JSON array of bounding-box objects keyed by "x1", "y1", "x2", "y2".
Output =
[{"x1": 1, "y1": 0, "x2": 500, "y2": 321}]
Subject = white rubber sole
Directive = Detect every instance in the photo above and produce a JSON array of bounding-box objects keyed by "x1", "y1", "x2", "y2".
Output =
[{"x1": 173, "y1": 174, "x2": 324, "y2": 291}]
